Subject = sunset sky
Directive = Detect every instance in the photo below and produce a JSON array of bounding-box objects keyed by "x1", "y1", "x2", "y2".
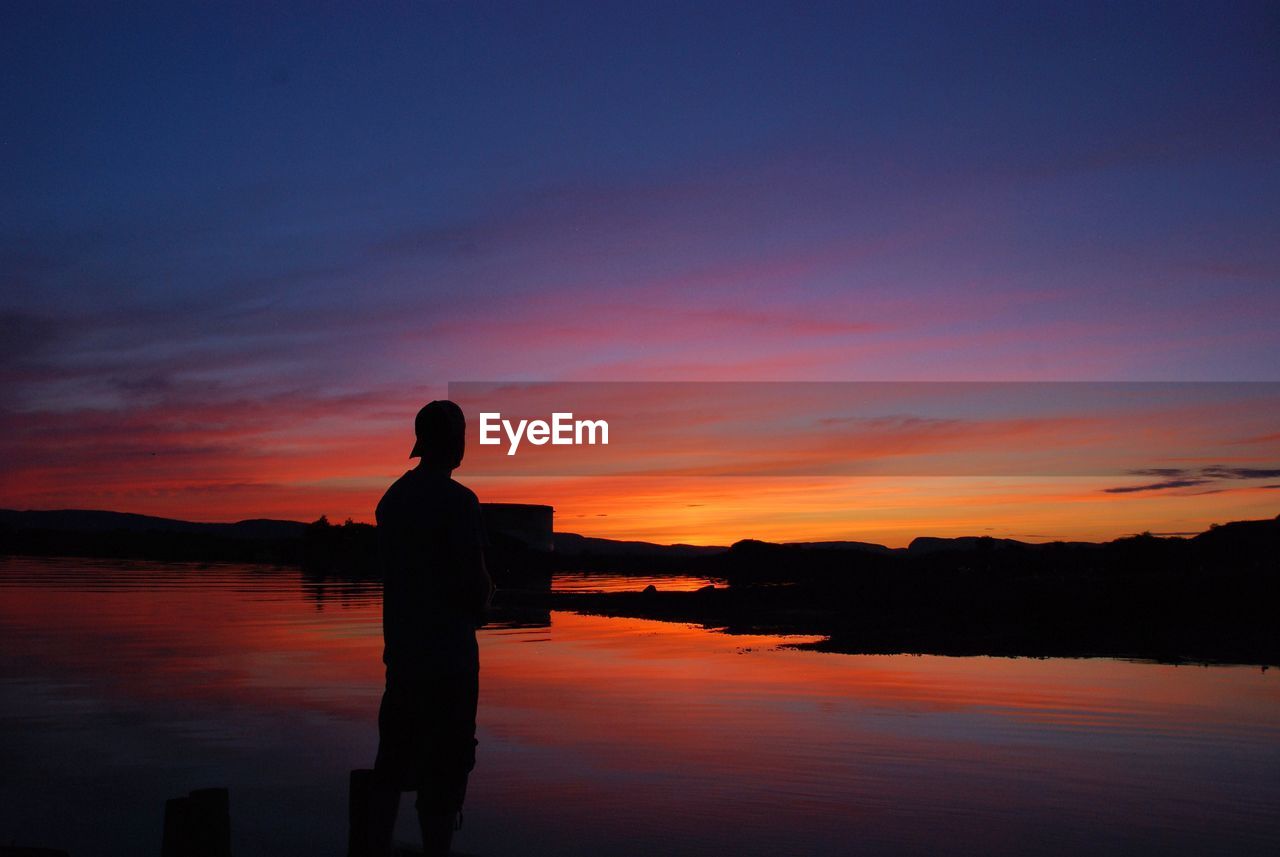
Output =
[{"x1": 3, "y1": 2, "x2": 1278, "y2": 544}]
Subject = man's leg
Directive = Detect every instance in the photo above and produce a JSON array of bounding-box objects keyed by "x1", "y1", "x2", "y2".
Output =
[
  {"x1": 414, "y1": 801, "x2": 456, "y2": 857},
  {"x1": 366, "y1": 776, "x2": 401, "y2": 856},
  {"x1": 414, "y1": 669, "x2": 478, "y2": 856},
  {"x1": 369, "y1": 682, "x2": 410, "y2": 856}
]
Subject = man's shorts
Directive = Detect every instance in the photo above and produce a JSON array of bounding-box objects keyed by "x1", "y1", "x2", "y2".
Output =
[{"x1": 373, "y1": 668, "x2": 479, "y2": 812}]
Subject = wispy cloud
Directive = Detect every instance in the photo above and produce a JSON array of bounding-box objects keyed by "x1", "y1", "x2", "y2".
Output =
[
  {"x1": 1201, "y1": 466, "x2": 1280, "y2": 480},
  {"x1": 1103, "y1": 479, "x2": 1212, "y2": 494},
  {"x1": 1103, "y1": 465, "x2": 1280, "y2": 495}
]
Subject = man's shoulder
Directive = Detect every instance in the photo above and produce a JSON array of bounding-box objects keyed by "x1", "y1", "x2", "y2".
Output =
[
  {"x1": 386, "y1": 469, "x2": 418, "y2": 491},
  {"x1": 446, "y1": 479, "x2": 480, "y2": 507},
  {"x1": 376, "y1": 471, "x2": 478, "y2": 521},
  {"x1": 375, "y1": 470, "x2": 417, "y2": 516}
]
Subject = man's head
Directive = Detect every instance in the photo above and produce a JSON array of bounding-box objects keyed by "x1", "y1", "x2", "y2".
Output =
[{"x1": 409, "y1": 400, "x2": 466, "y2": 469}]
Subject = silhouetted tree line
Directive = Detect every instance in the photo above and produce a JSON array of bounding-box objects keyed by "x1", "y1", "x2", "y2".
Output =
[{"x1": 302, "y1": 515, "x2": 377, "y2": 574}]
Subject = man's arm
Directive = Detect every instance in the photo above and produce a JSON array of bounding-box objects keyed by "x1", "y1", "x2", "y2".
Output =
[{"x1": 448, "y1": 491, "x2": 494, "y2": 621}]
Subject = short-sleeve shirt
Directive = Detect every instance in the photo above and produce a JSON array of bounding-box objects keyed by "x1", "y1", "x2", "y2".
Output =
[{"x1": 375, "y1": 468, "x2": 484, "y2": 680}]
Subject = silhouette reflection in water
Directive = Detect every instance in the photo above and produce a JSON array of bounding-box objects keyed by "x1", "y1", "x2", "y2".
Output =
[{"x1": 363, "y1": 401, "x2": 493, "y2": 857}]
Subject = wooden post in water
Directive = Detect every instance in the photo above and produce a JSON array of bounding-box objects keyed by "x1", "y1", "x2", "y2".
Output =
[
  {"x1": 161, "y1": 787, "x2": 230, "y2": 857},
  {"x1": 347, "y1": 769, "x2": 374, "y2": 857}
]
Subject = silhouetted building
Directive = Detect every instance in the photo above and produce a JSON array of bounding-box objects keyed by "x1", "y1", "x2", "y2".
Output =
[{"x1": 481, "y1": 503, "x2": 553, "y2": 553}]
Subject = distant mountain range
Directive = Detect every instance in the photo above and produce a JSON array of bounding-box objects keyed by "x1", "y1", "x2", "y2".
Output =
[
  {"x1": 0, "y1": 509, "x2": 308, "y2": 540},
  {"x1": 552, "y1": 532, "x2": 726, "y2": 558},
  {"x1": 0, "y1": 508, "x2": 726, "y2": 556},
  {"x1": 3, "y1": 507, "x2": 1275, "y2": 559}
]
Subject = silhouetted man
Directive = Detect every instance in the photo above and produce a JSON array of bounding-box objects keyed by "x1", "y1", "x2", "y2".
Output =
[{"x1": 367, "y1": 400, "x2": 493, "y2": 857}]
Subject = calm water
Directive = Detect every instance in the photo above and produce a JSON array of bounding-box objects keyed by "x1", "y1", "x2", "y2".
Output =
[{"x1": 1, "y1": 557, "x2": 1277, "y2": 857}]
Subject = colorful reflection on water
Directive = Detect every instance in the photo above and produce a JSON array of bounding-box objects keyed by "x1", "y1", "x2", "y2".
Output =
[{"x1": 0, "y1": 557, "x2": 1277, "y2": 856}]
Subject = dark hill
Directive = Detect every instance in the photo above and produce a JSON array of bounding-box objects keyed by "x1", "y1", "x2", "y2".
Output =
[
  {"x1": 0, "y1": 509, "x2": 305, "y2": 540},
  {"x1": 0, "y1": 509, "x2": 307, "y2": 564},
  {"x1": 553, "y1": 532, "x2": 726, "y2": 570}
]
